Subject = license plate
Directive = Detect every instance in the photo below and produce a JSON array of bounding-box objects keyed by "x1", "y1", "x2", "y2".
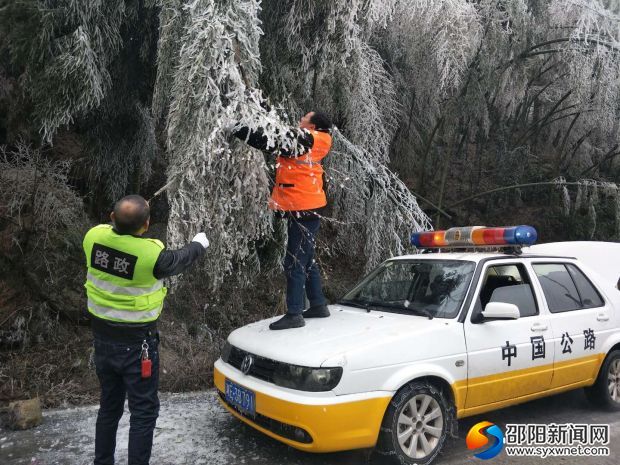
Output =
[{"x1": 225, "y1": 379, "x2": 256, "y2": 416}]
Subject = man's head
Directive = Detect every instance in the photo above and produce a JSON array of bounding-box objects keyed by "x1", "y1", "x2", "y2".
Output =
[
  {"x1": 110, "y1": 195, "x2": 150, "y2": 235},
  {"x1": 299, "y1": 111, "x2": 333, "y2": 132}
]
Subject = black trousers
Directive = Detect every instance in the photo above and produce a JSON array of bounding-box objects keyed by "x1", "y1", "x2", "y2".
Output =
[{"x1": 93, "y1": 335, "x2": 159, "y2": 465}]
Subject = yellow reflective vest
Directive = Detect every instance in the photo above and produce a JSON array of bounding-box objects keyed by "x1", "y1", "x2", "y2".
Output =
[{"x1": 83, "y1": 225, "x2": 167, "y2": 323}]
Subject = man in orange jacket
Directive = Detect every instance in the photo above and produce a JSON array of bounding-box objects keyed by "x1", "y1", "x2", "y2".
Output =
[{"x1": 234, "y1": 111, "x2": 333, "y2": 330}]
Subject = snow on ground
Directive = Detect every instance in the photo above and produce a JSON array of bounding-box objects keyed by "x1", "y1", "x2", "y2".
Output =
[
  {"x1": 0, "y1": 391, "x2": 369, "y2": 465},
  {"x1": 0, "y1": 392, "x2": 236, "y2": 465},
  {"x1": 1, "y1": 389, "x2": 620, "y2": 465}
]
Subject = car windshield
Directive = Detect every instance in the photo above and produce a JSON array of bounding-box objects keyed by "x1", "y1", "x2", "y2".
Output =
[{"x1": 341, "y1": 259, "x2": 476, "y2": 319}]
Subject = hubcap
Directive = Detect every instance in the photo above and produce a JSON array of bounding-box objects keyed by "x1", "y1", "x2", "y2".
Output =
[
  {"x1": 396, "y1": 394, "x2": 444, "y2": 459},
  {"x1": 608, "y1": 359, "x2": 620, "y2": 403}
]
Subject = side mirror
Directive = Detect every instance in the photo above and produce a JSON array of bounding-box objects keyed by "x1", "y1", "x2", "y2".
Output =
[{"x1": 481, "y1": 302, "x2": 520, "y2": 320}]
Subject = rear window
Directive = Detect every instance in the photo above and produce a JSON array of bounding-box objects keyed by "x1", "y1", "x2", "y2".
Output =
[
  {"x1": 533, "y1": 263, "x2": 604, "y2": 313},
  {"x1": 565, "y1": 264, "x2": 604, "y2": 308}
]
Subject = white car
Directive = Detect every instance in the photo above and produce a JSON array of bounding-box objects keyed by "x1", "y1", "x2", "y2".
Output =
[{"x1": 214, "y1": 226, "x2": 620, "y2": 465}]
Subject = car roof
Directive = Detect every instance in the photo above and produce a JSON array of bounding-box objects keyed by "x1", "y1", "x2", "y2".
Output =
[
  {"x1": 391, "y1": 241, "x2": 620, "y2": 263},
  {"x1": 390, "y1": 251, "x2": 576, "y2": 263}
]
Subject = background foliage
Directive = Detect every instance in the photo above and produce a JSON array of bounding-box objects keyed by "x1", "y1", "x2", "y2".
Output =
[{"x1": 0, "y1": 0, "x2": 619, "y2": 405}]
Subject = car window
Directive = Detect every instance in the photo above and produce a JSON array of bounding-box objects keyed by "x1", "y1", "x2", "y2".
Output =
[
  {"x1": 565, "y1": 264, "x2": 604, "y2": 308},
  {"x1": 360, "y1": 264, "x2": 412, "y2": 302},
  {"x1": 533, "y1": 263, "x2": 604, "y2": 312},
  {"x1": 489, "y1": 284, "x2": 538, "y2": 316},
  {"x1": 342, "y1": 260, "x2": 475, "y2": 319},
  {"x1": 473, "y1": 264, "x2": 538, "y2": 319}
]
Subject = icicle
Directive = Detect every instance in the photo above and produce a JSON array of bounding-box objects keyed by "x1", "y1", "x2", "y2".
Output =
[
  {"x1": 561, "y1": 186, "x2": 571, "y2": 217},
  {"x1": 616, "y1": 191, "x2": 620, "y2": 240},
  {"x1": 588, "y1": 198, "x2": 597, "y2": 239},
  {"x1": 590, "y1": 183, "x2": 600, "y2": 207},
  {"x1": 575, "y1": 182, "x2": 584, "y2": 211}
]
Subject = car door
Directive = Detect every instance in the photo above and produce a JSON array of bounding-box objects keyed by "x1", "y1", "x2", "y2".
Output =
[
  {"x1": 464, "y1": 260, "x2": 554, "y2": 409},
  {"x1": 530, "y1": 260, "x2": 612, "y2": 389}
]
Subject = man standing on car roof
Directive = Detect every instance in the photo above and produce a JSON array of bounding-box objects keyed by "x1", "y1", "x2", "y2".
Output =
[
  {"x1": 83, "y1": 195, "x2": 208, "y2": 465},
  {"x1": 233, "y1": 110, "x2": 333, "y2": 330}
]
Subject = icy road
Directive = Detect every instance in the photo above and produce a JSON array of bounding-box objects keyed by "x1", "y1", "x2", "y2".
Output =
[{"x1": 1, "y1": 389, "x2": 620, "y2": 465}]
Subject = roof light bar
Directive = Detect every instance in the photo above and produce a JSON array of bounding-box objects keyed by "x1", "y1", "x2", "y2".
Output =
[{"x1": 411, "y1": 225, "x2": 537, "y2": 249}]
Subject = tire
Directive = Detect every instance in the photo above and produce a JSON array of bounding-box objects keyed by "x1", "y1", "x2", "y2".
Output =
[
  {"x1": 584, "y1": 349, "x2": 620, "y2": 411},
  {"x1": 377, "y1": 380, "x2": 454, "y2": 465}
]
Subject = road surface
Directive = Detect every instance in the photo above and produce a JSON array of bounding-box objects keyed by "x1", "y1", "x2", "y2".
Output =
[{"x1": 1, "y1": 389, "x2": 619, "y2": 465}]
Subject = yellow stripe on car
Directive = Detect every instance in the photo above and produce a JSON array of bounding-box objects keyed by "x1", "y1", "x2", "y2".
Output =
[{"x1": 452, "y1": 353, "x2": 605, "y2": 418}]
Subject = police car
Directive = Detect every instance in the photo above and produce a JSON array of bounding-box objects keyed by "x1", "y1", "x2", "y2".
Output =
[{"x1": 214, "y1": 226, "x2": 620, "y2": 465}]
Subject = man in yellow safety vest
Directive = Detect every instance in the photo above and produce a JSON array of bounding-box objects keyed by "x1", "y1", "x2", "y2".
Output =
[{"x1": 83, "y1": 194, "x2": 208, "y2": 465}]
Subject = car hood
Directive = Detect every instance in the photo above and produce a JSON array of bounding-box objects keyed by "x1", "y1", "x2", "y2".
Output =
[{"x1": 227, "y1": 304, "x2": 456, "y2": 368}]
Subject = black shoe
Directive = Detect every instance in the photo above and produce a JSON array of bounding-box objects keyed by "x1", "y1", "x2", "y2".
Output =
[
  {"x1": 269, "y1": 314, "x2": 305, "y2": 330},
  {"x1": 302, "y1": 305, "x2": 330, "y2": 318}
]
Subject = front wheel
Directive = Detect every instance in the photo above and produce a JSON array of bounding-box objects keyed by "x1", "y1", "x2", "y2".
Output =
[
  {"x1": 584, "y1": 349, "x2": 620, "y2": 411},
  {"x1": 378, "y1": 381, "x2": 454, "y2": 465}
]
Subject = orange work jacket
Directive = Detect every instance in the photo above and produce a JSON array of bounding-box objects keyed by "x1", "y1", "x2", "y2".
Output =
[{"x1": 268, "y1": 130, "x2": 332, "y2": 212}]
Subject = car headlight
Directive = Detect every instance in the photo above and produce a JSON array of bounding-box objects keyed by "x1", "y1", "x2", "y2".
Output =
[
  {"x1": 273, "y1": 364, "x2": 343, "y2": 392},
  {"x1": 220, "y1": 340, "x2": 232, "y2": 363}
]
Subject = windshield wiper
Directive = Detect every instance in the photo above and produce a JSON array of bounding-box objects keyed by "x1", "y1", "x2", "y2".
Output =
[
  {"x1": 367, "y1": 301, "x2": 435, "y2": 319},
  {"x1": 338, "y1": 299, "x2": 435, "y2": 319},
  {"x1": 337, "y1": 299, "x2": 373, "y2": 312},
  {"x1": 407, "y1": 307, "x2": 435, "y2": 320}
]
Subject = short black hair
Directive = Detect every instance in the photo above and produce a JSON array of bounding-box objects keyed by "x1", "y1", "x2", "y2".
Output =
[
  {"x1": 310, "y1": 111, "x2": 333, "y2": 131},
  {"x1": 113, "y1": 195, "x2": 150, "y2": 235}
]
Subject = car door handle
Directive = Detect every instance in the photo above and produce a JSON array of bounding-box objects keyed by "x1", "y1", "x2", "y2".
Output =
[
  {"x1": 597, "y1": 313, "x2": 609, "y2": 321},
  {"x1": 531, "y1": 323, "x2": 548, "y2": 332}
]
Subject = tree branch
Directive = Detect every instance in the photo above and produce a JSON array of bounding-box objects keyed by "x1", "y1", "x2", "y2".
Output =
[
  {"x1": 580, "y1": 145, "x2": 620, "y2": 176},
  {"x1": 445, "y1": 180, "x2": 613, "y2": 210},
  {"x1": 522, "y1": 37, "x2": 620, "y2": 56}
]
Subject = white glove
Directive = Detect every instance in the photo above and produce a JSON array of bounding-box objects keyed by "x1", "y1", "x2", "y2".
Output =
[{"x1": 192, "y1": 232, "x2": 209, "y2": 249}]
